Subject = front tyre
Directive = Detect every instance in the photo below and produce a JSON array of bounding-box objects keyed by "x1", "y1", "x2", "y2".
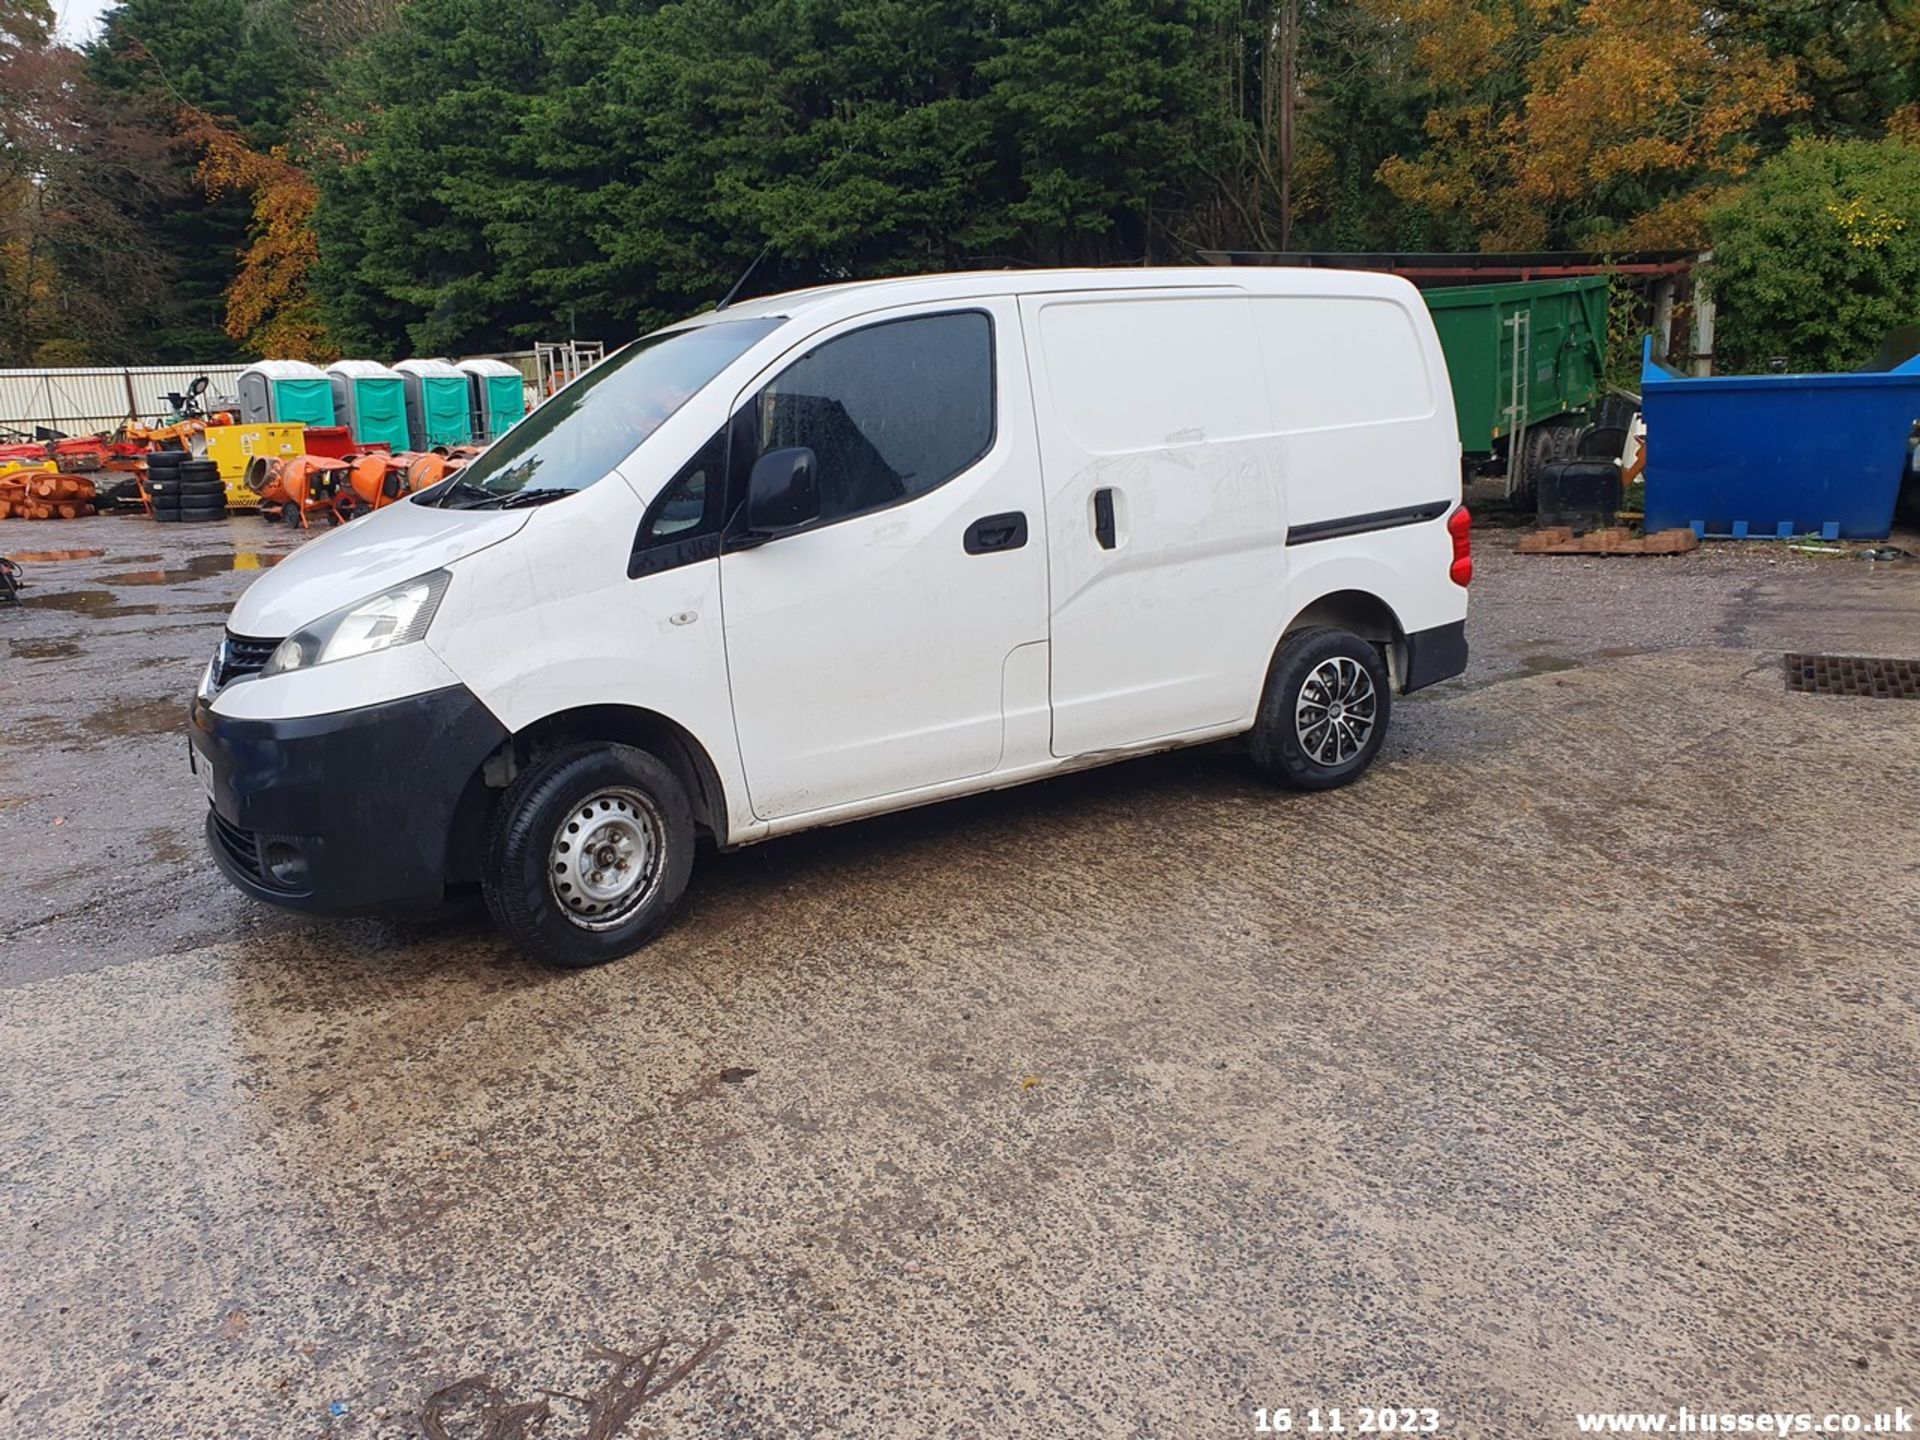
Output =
[
  {"x1": 1249, "y1": 626, "x2": 1392, "y2": 792},
  {"x1": 483, "y1": 744, "x2": 695, "y2": 968}
]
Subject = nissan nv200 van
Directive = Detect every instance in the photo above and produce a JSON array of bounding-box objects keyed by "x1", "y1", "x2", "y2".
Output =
[{"x1": 190, "y1": 268, "x2": 1471, "y2": 967}]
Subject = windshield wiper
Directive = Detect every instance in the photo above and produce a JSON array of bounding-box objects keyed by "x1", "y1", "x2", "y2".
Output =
[
  {"x1": 485, "y1": 487, "x2": 576, "y2": 510},
  {"x1": 433, "y1": 477, "x2": 499, "y2": 509}
]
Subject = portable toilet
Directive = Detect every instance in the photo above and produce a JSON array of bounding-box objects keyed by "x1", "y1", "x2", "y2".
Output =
[
  {"x1": 456, "y1": 358, "x2": 528, "y2": 441},
  {"x1": 326, "y1": 360, "x2": 411, "y2": 451},
  {"x1": 394, "y1": 359, "x2": 474, "y2": 450},
  {"x1": 235, "y1": 360, "x2": 336, "y2": 427}
]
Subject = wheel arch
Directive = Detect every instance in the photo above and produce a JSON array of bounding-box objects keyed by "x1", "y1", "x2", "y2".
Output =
[
  {"x1": 1278, "y1": 587, "x2": 1409, "y2": 689},
  {"x1": 446, "y1": 703, "x2": 733, "y2": 887}
]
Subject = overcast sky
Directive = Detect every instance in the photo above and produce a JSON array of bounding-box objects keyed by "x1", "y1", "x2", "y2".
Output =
[{"x1": 54, "y1": 0, "x2": 114, "y2": 45}]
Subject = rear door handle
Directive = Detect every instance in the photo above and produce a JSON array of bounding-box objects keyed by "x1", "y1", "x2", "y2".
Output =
[
  {"x1": 964, "y1": 511, "x2": 1028, "y2": 554},
  {"x1": 1092, "y1": 487, "x2": 1117, "y2": 550}
]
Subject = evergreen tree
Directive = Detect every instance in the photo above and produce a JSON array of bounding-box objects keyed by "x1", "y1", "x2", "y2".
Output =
[{"x1": 86, "y1": 0, "x2": 319, "y2": 359}]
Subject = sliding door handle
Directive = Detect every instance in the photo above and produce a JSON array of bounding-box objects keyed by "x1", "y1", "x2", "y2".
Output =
[{"x1": 1092, "y1": 487, "x2": 1117, "y2": 550}]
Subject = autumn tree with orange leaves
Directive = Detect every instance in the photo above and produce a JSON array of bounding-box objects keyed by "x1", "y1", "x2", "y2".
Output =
[
  {"x1": 1374, "y1": 0, "x2": 1806, "y2": 251},
  {"x1": 178, "y1": 108, "x2": 334, "y2": 362}
]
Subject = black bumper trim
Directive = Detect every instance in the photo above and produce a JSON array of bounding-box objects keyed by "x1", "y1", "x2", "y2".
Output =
[
  {"x1": 1403, "y1": 620, "x2": 1469, "y2": 692},
  {"x1": 190, "y1": 685, "x2": 509, "y2": 916}
]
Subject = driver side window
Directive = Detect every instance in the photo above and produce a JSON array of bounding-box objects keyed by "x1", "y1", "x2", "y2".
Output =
[{"x1": 741, "y1": 311, "x2": 994, "y2": 527}]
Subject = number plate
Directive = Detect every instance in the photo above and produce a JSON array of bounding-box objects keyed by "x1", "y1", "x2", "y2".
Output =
[{"x1": 190, "y1": 742, "x2": 215, "y2": 804}]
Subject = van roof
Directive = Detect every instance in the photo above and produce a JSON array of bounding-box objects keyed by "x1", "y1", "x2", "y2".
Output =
[{"x1": 682, "y1": 265, "x2": 1417, "y2": 330}]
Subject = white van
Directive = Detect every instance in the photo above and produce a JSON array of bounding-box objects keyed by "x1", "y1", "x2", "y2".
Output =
[{"x1": 190, "y1": 268, "x2": 1471, "y2": 967}]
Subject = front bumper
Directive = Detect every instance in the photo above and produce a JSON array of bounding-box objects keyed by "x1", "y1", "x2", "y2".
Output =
[{"x1": 190, "y1": 685, "x2": 509, "y2": 916}]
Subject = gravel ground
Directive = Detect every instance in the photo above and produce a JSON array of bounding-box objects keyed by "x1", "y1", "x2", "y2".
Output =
[{"x1": 1, "y1": 508, "x2": 1917, "y2": 1438}]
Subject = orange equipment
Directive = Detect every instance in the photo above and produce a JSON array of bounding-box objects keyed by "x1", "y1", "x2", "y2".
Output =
[
  {"x1": 247, "y1": 454, "x2": 352, "y2": 529},
  {"x1": 0, "y1": 467, "x2": 97, "y2": 520},
  {"x1": 335, "y1": 450, "x2": 450, "y2": 520},
  {"x1": 248, "y1": 449, "x2": 450, "y2": 527}
]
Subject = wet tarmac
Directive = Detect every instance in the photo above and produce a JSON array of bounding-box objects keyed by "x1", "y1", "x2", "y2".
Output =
[{"x1": 2, "y1": 511, "x2": 1918, "y2": 1437}]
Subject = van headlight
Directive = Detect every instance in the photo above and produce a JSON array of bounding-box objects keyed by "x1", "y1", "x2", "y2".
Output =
[{"x1": 261, "y1": 570, "x2": 452, "y2": 678}]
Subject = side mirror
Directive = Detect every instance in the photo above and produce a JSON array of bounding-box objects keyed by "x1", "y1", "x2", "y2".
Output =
[
  {"x1": 188, "y1": 375, "x2": 210, "y2": 397},
  {"x1": 743, "y1": 446, "x2": 820, "y2": 540}
]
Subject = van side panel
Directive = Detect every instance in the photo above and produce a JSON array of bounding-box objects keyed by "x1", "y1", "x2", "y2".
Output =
[
  {"x1": 1248, "y1": 293, "x2": 1449, "y2": 529},
  {"x1": 1247, "y1": 285, "x2": 1467, "y2": 700},
  {"x1": 1023, "y1": 291, "x2": 1288, "y2": 757}
]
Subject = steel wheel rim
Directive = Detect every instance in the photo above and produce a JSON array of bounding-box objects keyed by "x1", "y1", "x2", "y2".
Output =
[
  {"x1": 1294, "y1": 656, "x2": 1377, "y2": 767},
  {"x1": 547, "y1": 787, "x2": 665, "y2": 931}
]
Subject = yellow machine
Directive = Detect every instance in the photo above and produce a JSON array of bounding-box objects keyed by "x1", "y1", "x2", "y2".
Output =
[{"x1": 203, "y1": 423, "x2": 306, "y2": 509}]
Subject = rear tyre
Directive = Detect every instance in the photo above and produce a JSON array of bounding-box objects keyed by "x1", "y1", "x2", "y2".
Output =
[
  {"x1": 1249, "y1": 626, "x2": 1393, "y2": 792},
  {"x1": 482, "y1": 743, "x2": 696, "y2": 969}
]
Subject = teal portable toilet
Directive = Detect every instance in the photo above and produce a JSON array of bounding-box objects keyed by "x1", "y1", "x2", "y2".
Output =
[
  {"x1": 235, "y1": 360, "x2": 335, "y2": 427},
  {"x1": 455, "y1": 358, "x2": 528, "y2": 441},
  {"x1": 394, "y1": 359, "x2": 473, "y2": 450},
  {"x1": 326, "y1": 360, "x2": 411, "y2": 451}
]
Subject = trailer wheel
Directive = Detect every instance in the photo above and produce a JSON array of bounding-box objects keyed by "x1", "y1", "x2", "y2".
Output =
[
  {"x1": 1510, "y1": 427, "x2": 1560, "y2": 514},
  {"x1": 482, "y1": 743, "x2": 697, "y2": 968},
  {"x1": 1249, "y1": 626, "x2": 1393, "y2": 792}
]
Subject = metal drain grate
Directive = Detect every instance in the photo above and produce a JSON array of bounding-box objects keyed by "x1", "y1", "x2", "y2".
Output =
[{"x1": 1784, "y1": 653, "x2": 1920, "y2": 699}]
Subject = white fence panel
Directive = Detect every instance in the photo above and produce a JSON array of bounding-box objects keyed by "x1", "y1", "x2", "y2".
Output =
[{"x1": 0, "y1": 365, "x2": 249, "y2": 436}]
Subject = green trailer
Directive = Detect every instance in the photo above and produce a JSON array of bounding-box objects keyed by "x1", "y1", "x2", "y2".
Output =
[{"x1": 1424, "y1": 274, "x2": 1610, "y2": 502}]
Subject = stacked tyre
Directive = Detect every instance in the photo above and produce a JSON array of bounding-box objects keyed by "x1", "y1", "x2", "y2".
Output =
[
  {"x1": 152, "y1": 456, "x2": 228, "y2": 524},
  {"x1": 145, "y1": 449, "x2": 184, "y2": 523}
]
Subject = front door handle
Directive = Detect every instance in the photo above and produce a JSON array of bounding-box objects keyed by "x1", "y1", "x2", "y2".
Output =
[
  {"x1": 1092, "y1": 487, "x2": 1117, "y2": 550},
  {"x1": 964, "y1": 511, "x2": 1028, "y2": 554}
]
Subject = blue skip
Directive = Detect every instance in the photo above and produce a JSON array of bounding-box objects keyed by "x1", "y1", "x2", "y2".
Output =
[{"x1": 1642, "y1": 337, "x2": 1919, "y2": 540}]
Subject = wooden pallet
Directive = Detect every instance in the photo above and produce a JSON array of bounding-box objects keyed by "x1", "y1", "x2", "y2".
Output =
[{"x1": 1516, "y1": 526, "x2": 1700, "y2": 556}]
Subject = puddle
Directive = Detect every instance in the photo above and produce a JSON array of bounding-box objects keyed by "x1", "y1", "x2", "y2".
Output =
[
  {"x1": 76, "y1": 695, "x2": 188, "y2": 744},
  {"x1": 139, "y1": 824, "x2": 193, "y2": 866},
  {"x1": 9, "y1": 548, "x2": 106, "y2": 562},
  {"x1": 24, "y1": 591, "x2": 163, "y2": 618},
  {"x1": 103, "y1": 552, "x2": 284, "y2": 586},
  {"x1": 10, "y1": 639, "x2": 81, "y2": 660},
  {"x1": 1519, "y1": 653, "x2": 1582, "y2": 675}
]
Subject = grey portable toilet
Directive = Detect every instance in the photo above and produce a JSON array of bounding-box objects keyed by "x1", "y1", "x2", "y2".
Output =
[
  {"x1": 455, "y1": 358, "x2": 528, "y2": 441},
  {"x1": 326, "y1": 360, "x2": 411, "y2": 451},
  {"x1": 235, "y1": 360, "x2": 336, "y2": 427},
  {"x1": 393, "y1": 358, "x2": 474, "y2": 450}
]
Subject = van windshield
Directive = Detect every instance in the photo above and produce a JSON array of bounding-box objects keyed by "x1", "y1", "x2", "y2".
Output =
[{"x1": 435, "y1": 317, "x2": 782, "y2": 504}]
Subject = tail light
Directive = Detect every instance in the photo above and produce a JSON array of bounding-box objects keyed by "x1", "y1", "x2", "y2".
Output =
[{"x1": 1447, "y1": 505, "x2": 1473, "y2": 587}]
